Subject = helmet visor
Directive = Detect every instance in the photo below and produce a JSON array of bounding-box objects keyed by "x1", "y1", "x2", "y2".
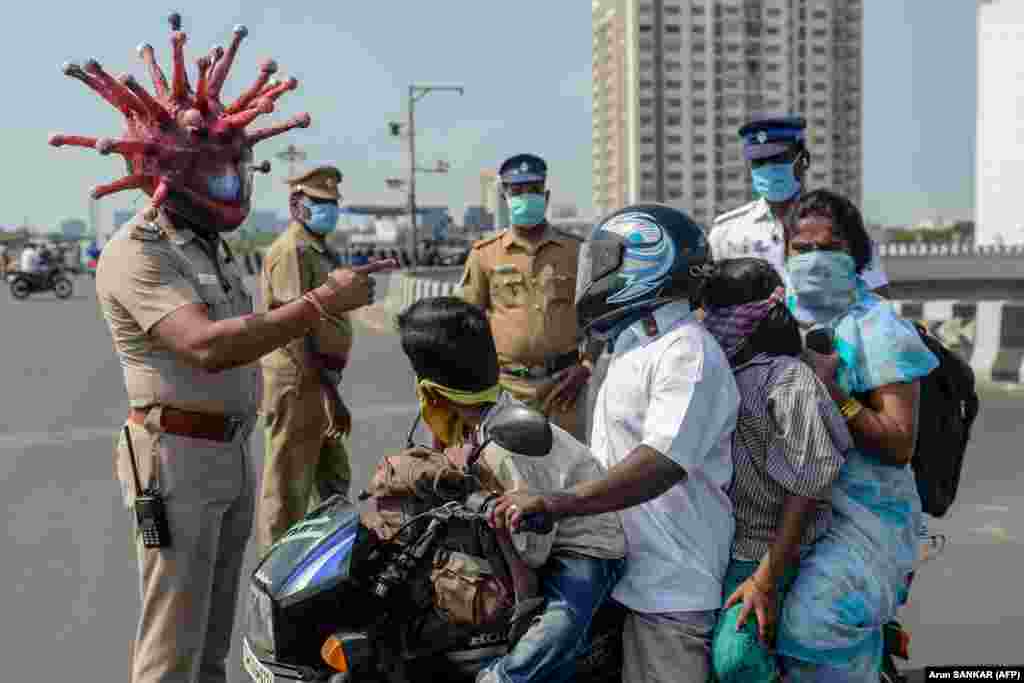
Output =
[{"x1": 576, "y1": 237, "x2": 625, "y2": 307}]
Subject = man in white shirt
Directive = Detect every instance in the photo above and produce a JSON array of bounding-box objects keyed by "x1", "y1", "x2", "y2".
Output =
[
  {"x1": 490, "y1": 205, "x2": 740, "y2": 683},
  {"x1": 710, "y1": 115, "x2": 890, "y2": 297},
  {"x1": 19, "y1": 243, "x2": 40, "y2": 273}
]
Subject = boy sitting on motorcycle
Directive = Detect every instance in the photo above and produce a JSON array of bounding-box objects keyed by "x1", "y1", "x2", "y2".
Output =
[{"x1": 396, "y1": 296, "x2": 627, "y2": 683}]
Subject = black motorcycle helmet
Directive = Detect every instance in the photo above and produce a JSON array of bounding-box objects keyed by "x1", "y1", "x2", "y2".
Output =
[{"x1": 575, "y1": 204, "x2": 711, "y2": 339}]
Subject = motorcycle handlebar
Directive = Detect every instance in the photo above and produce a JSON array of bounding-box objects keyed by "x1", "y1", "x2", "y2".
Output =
[{"x1": 431, "y1": 496, "x2": 554, "y2": 534}]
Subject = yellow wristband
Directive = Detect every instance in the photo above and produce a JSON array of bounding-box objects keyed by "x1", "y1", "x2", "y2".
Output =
[
  {"x1": 302, "y1": 290, "x2": 345, "y2": 327},
  {"x1": 840, "y1": 398, "x2": 864, "y2": 420}
]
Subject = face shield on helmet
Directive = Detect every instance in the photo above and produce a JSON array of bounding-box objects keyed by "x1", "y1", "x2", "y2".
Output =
[{"x1": 575, "y1": 204, "x2": 709, "y2": 343}]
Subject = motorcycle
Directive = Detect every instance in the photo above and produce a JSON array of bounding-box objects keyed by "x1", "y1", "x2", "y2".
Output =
[
  {"x1": 879, "y1": 532, "x2": 948, "y2": 683},
  {"x1": 241, "y1": 403, "x2": 924, "y2": 683},
  {"x1": 242, "y1": 403, "x2": 625, "y2": 683},
  {"x1": 7, "y1": 267, "x2": 73, "y2": 300}
]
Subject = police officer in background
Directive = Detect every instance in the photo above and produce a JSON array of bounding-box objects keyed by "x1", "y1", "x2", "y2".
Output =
[
  {"x1": 458, "y1": 154, "x2": 597, "y2": 442},
  {"x1": 710, "y1": 115, "x2": 890, "y2": 296},
  {"x1": 257, "y1": 163, "x2": 357, "y2": 552}
]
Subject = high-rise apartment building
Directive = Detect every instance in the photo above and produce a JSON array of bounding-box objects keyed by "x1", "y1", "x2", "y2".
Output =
[
  {"x1": 592, "y1": 0, "x2": 863, "y2": 227},
  {"x1": 976, "y1": 0, "x2": 1024, "y2": 245}
]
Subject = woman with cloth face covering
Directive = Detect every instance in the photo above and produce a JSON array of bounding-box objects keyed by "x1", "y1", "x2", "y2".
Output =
[
  {"x1": 699, "y1": 258, "x2": 851, "y2": 683},
  {"x1": 774, "y1": 189, "x2": 938, "y2": 682}
]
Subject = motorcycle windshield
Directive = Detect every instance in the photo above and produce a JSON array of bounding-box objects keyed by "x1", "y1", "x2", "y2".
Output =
[{"x1": 254, "y1": 496, "x2": 361, "y2": 600}]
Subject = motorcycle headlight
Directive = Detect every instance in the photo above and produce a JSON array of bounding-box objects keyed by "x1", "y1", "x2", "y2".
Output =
[{"x1": 246, "y1": 580, "x2": 276, "y2": 655}]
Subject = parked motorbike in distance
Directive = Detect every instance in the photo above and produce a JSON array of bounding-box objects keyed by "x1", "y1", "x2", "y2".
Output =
[{"x1": 7, "y1": 267, "x2": 73, "y2": 300}]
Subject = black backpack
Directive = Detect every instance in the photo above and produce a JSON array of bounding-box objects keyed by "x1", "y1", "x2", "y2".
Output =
[{"x1": 908, "y1": 322, "x2": 980, "y2": 517}]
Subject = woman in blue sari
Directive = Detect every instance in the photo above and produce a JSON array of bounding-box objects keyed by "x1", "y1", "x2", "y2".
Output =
[{"x1": 776, "y1": 189, "x2": 938, "y2": 682}]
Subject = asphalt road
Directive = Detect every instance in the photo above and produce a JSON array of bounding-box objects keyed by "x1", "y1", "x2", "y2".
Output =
[{"x1": 1, "y1": 276, "x2": 1022, "y2": 682}]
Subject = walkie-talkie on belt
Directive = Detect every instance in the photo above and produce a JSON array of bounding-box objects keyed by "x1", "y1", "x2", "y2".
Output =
[{"x1": 124, "y1": 425, "x2": 171, "y2": 548}]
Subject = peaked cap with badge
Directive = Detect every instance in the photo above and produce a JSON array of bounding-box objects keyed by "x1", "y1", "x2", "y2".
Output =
[
  {"x1": 499, "y1": 153, "x2": 548, "y2": 186},
  {"x1": 286, "y1": 163, "x2": 343, "y2": 200},
  {"x1": 739, "y1": 115, "x2": 807, "y2": 160}
]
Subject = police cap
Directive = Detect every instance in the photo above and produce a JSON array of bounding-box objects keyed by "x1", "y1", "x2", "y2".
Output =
[
  {"x1": 499, "y1": 154, "x2": 547, "y2": 185},
  {"x1": 285, "y1": 163, "x2": 343, "y2": 200},
  {"x1": 739, "y1": 115, "x2": 807, "y2": 160}
]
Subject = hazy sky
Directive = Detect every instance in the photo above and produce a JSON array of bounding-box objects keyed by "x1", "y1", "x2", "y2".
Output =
[{"x1": 3, "y1": 1, "x2": 975, "y2": 230}]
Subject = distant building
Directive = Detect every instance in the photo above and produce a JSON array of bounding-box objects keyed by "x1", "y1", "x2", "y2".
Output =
[
  {"x1": 592, "y1": 0, "x2": 863, "y2": 224},
  {"x1": 339, "y1": 205, "x2": 450, "y2": 244},
  {"x1": 481, "y1": 170, "x2": 509, "y2": 229},
  {"x1": 245, "y1": 210, "x2": 286, "y2": 234},
  {"x1": 977, "y1": 0, "x2": 1024, "y2": 245},
  {"x1": 463, "y1": 205, "x2": 494, "y2": 230}
]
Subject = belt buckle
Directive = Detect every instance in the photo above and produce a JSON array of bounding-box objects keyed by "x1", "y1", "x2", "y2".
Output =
[{"x1": 224, "y1": 416, "x2": 243, "y2": 442}]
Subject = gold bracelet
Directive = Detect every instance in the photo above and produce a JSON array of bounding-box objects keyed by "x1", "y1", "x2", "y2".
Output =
[{"x1": 839, "y1": 397, "x2": 864, "y2": 421}]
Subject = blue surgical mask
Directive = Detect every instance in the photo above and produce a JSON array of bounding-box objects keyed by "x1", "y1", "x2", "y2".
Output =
[
  {"x1": 751, "y1": 162, "x2": 801, "y2": 202},
  {"x1": 303, "y1": 198, "x2": 339, "y2": 235},
  {"x1": 508, "y1": 194, "x2": 547, "y2": 227},
  {"x1": 206, "y1": 174, "x2": 241, "y2": 202},
  {"x1": 785, "y1": 251, "x2": 858, "y2": 325}
]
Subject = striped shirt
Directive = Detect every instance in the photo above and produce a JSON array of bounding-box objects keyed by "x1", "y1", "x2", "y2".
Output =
[{"x1": 729, "y1": 354, "x2": 852, "y2": 561}]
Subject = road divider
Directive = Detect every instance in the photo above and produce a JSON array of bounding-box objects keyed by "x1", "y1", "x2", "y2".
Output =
[{"x1": 890, "y1": 299, "x2": 1024, "y2": 386}]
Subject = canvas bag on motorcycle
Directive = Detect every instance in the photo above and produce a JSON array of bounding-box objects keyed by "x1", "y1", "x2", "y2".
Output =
[{"x1": 359, "y1": 445, "x2": 555, "y2": 627}]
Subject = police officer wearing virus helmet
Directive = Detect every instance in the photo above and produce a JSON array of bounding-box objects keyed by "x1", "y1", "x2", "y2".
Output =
[
  {"x1": 710, "y1": 115, "x2": 889, "y2": 296},
  {"x1": 458, "y1": 154, "x2": 598, "y2": 443},
  {"x1": 257, "y1": 162, "x2": 357, "y2": 552},
  {"x1": 55, "y1": 14, "x2": 393, "y2": 680},
  {"x1": 490, "y1": 204, "x2": 741, "y2": 683}
]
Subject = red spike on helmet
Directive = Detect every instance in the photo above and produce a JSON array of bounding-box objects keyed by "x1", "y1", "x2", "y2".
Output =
[{"x1": 50, "y1": 12, "x2": 312, "y2": 230}]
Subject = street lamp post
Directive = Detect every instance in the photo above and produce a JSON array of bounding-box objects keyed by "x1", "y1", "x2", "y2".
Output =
[
  {"x1": 405, "y1": 84, "x2": 463, "y2": 265},
  {"x1": 275, "y1": 144, "x2": 307, "y2": 179}
]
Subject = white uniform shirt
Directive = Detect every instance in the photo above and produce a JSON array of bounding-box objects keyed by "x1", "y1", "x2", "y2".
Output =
[
  {"x1": 19, "y1": 247, "x2": 39, "y2": 273},
  {"x1": 709, "y1": 198, "x2": 889, "y2": 289},
  {"x1": 590, "y1": 301, "x2": 739, "y2": 613}
]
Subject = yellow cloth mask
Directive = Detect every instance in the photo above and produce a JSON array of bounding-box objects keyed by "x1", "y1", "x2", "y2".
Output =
[{"x1": 416, "y1": 379, "x2": 501, "y2": 447}]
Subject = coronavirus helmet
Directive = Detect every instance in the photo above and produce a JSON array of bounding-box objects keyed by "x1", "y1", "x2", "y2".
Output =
[
  {"x1": 575, "y1": 204, "x2": 710, "y2": 341},
  {"x1": 49, "y1": 12, "x2": 312, "y2": 231}
]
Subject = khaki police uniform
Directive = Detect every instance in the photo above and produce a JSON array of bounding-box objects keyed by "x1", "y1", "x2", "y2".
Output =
[
  {"x1": 257, "y1": 165, "x2": 353, "y2": 552},
  {"x1": 97, "y1": 209, "x2": 259, "y2": 683},
  {"x1": 458, "y1": 224, "x2": 588, "y2": 440}
]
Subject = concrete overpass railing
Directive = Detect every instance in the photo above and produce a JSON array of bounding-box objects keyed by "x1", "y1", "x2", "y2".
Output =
[
  {"x1": 378, "y1": 268, "x2": 1024, "y2": 386},
  {"x1": 239, "y1": 248, "x2": 1023, "y2": 385}
]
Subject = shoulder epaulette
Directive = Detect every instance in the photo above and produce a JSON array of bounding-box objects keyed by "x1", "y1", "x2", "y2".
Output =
[
  {"x1": 712, "y1": 201, "x2": 757, "y2": 225},
  {"x1": 129, "y1": 222, "x2": 166, "y2": 242},
  {"x1": 472, "y1": 231, "x2": 504, "y2": 249}
]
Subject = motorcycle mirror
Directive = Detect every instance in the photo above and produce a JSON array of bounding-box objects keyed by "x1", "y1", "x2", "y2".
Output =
[
  {"x1": 405, "y1": 412, "x2": 422, "y2": 449},
  {"x1": 480, "y1": 403, "x2": 553, "y2": 458}
]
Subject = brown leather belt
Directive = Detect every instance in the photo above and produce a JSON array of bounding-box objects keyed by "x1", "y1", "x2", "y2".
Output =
[{"x1": 128, "y1": 406, "x2": 245, "y2": 443}]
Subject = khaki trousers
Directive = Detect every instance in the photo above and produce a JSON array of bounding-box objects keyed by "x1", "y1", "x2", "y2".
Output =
[
  {"x1": 115, "y1": 413, "x2": 255, "y2": 683},
  {"x1": 257, "y1": 369, "x2": 351, "y2": 552},
  {"x1": 499, "y1": 372, "x2": 588, "y2": 443}
]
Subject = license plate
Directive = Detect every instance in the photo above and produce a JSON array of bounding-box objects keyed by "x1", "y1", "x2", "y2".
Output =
[{"x1": 242, "y1": 637, "x2": 275, "y2": 683}]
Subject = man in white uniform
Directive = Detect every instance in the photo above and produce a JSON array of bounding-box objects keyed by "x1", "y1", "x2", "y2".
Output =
[
  {"x1": 490, "y1": 205, "x2": 740, "y2": 683},
  {"x1": 710, "y1": 115, "x2": 889, "y2": 297}
]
